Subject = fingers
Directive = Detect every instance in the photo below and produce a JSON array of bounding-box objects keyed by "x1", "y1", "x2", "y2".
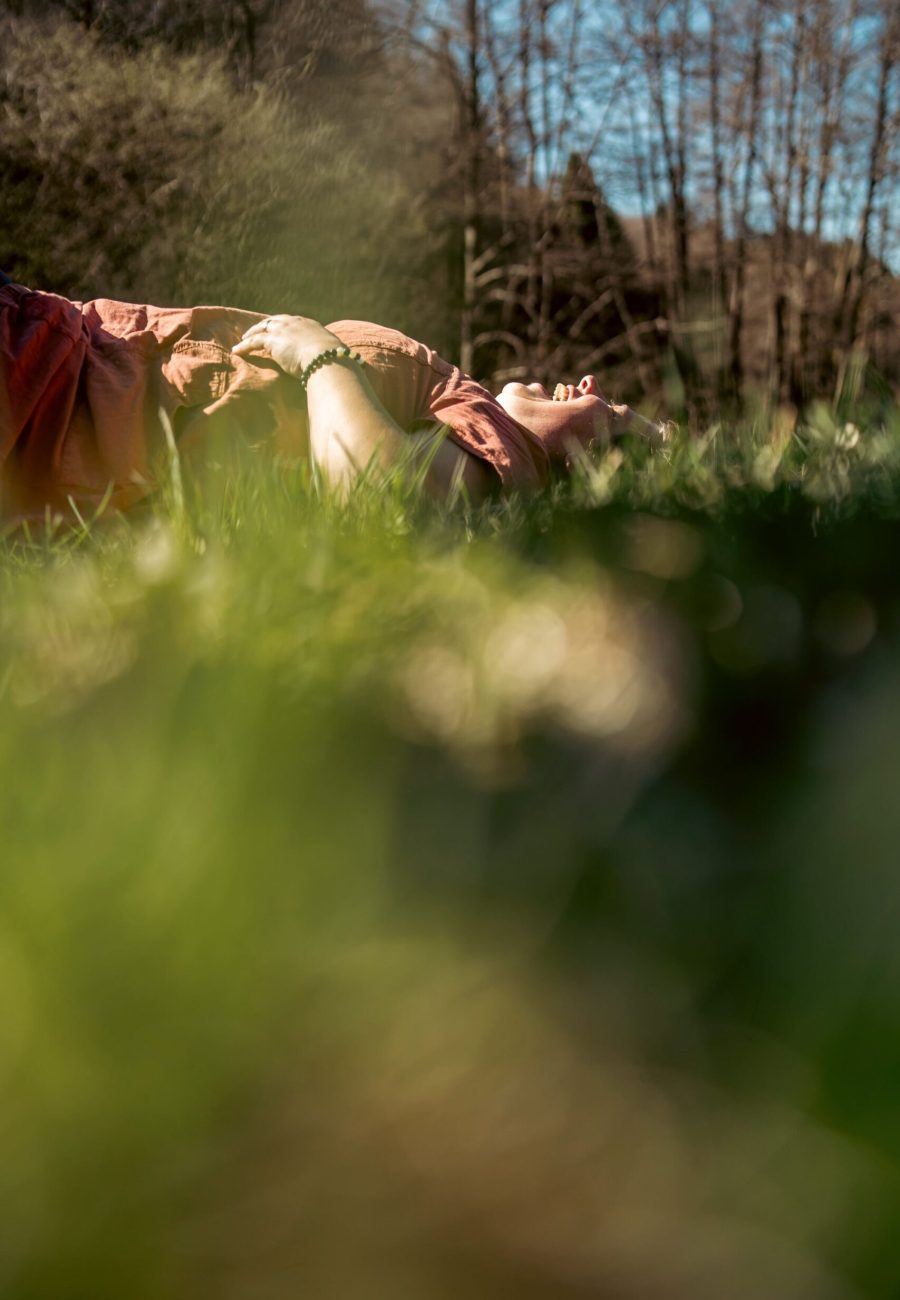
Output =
[
  {"x1": 238, "y1": 321, "x2": 270, "y2": 343},
  {"x1": 238, "y1": 314, "x2": 321, "y2": 343},
  {"x1": 237, "y1": 316, "x2": 287, "y2": 345},
  {"x1": 231, "y1": 336, "x2": 271, "y2": 357}
]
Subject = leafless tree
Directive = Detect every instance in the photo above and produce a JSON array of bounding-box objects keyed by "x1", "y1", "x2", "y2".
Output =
[{"x1": 833, "y1": 0, "x2": 899, "y2": 383}]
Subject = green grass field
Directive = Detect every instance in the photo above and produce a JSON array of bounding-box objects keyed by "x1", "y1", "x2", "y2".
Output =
[{"x1": 4, "y1": 403, "x2": 900, "y2": 1299}]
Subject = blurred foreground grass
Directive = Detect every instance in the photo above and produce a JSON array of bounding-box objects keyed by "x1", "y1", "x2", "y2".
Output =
[{"x1": 4, "y1": 404, "x2": 900, "y2": 1298}]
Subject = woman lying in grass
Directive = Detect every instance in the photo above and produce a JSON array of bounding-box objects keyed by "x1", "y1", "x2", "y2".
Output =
[{"x1": 0, "y1": 275, "x2": 662, "y2": 521}]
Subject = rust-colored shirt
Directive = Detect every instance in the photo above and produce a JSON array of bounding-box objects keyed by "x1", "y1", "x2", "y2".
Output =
[{"x1": 0, "y1": 285, "x2": 549, "y2": 520}]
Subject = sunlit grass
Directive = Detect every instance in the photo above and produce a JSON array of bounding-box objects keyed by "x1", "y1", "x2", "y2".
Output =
[{"x1": 3, "y1": 405, "x2": 900, "y2": 1298}]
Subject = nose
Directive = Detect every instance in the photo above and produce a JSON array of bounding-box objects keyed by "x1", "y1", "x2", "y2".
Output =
[{"x1": 578, "y1": 375, "x2": 599, "y2": 396}]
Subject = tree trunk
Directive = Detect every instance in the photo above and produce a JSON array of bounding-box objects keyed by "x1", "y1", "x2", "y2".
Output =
[
  {"x1": 459, "y1": 0, "x2": 481, "y2": 375},
  {"x1": 833, "y1": 3, "x2": 897, "y2": 375},
  {"x1": 773, "y1": 3, "x2": 804, "y2": 404},
  {"x1": 728, "y1": 5, "x2": 764, "y2": 402}
]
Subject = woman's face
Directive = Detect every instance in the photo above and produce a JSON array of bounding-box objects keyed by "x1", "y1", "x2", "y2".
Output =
[{"x1": 495, "y1": 374, "x2": 613, "y2": 460}]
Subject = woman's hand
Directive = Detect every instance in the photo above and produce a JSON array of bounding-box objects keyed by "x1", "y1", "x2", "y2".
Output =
[{"x1": 232, "y1": 315, "x2": 342, "y2": 379}]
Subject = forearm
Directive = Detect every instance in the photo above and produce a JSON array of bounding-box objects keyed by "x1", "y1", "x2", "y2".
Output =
[
  {"x1": 304, "y1": 362, "x2": 413, "y2": 486},
  {"x1": 232, "y1": 316, "x2": 493, "y2": 501},
  {"x1": 231, "y1": 315, "x2": 407, "y2": 485},
  {"x1": 309, "y1": 364, "x2": 494, "y2": 499}
]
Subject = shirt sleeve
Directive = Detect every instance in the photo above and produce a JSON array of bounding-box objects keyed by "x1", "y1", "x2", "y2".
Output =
[{"x1": 327, "y1": 321, "x2": 550, "y2": 491}]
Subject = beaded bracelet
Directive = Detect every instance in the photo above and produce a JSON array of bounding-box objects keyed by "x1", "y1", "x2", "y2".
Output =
[{"x1": 298, "y1": 346, "x2": 363, "y2": 394}]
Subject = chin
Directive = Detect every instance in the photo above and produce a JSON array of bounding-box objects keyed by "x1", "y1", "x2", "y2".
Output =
[{"x1": 497, "y1": 382, "x2": 527, "y2": 402}]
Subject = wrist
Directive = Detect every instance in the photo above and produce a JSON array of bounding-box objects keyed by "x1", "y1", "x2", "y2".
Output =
[
  {"x1": 299, "y1": 345, "x2": 364, "y2": 394},
  {"x1": 294, "y1": 329, "x2": 342, "y2": 373}
]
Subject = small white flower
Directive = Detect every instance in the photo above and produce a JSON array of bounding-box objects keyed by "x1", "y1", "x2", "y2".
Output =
[{"x1": 836, "y1": 422, "x2": 860, "y2": 451}]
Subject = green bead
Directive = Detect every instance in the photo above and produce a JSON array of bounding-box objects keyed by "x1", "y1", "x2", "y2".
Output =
[{"x1": 299, "y1": 345, "x2": 363, "y2": 394}]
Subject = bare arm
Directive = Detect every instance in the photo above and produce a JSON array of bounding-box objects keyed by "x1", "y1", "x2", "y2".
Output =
[{"x1": 232, "y1": 316, "x2": 494, "y2": 501}]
